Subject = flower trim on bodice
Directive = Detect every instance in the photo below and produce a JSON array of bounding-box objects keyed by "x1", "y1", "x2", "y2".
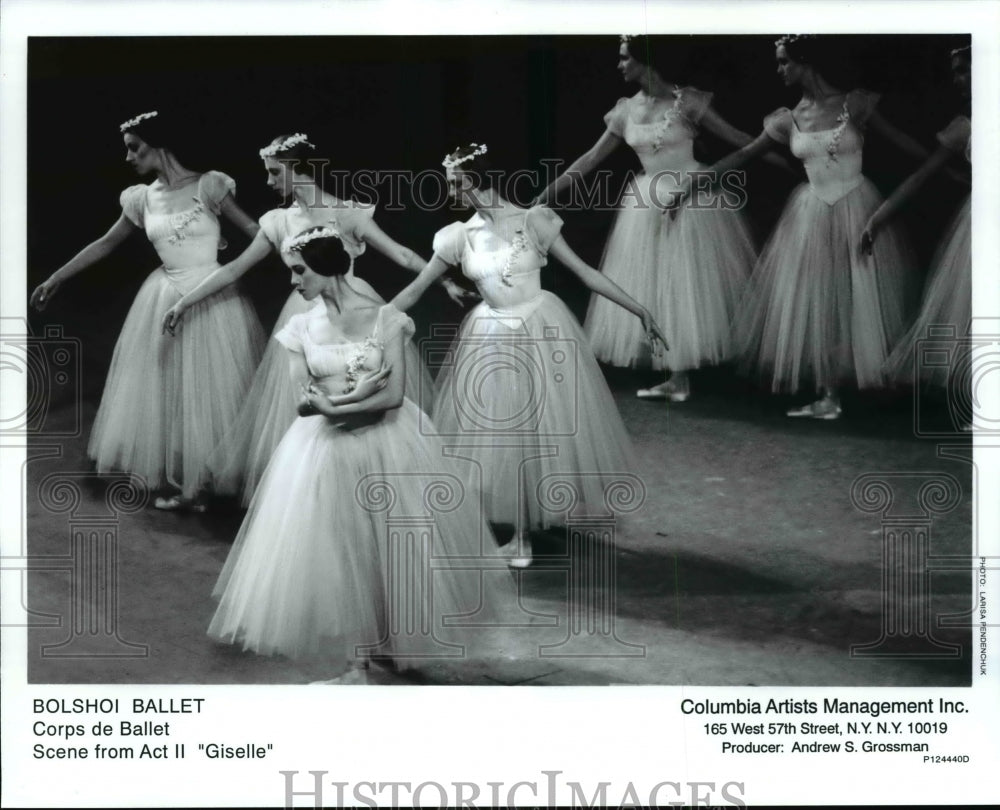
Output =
[
  {"x1": 648, "y1": 88, "x2": 685, "y2": 153},
  {"x1": 166, "y1": 196, "x2": 205, "y2": 244},
  {"x1": 499, "y1": 229, "x2": 531, "y2": 286},
  {"x1": 343, "y1": 337, "x2": 382, "y2": 394},
  {"x1": 825, "y1": 99, "x2": 851, "y2": 164}
]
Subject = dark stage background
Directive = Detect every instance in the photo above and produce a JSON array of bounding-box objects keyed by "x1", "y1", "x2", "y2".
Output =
[{"x1": 26, "y1": 34, "x2": 971, "y2": 405}]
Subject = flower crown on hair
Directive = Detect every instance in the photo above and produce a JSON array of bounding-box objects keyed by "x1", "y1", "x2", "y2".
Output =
[
  {"x1": 281, "y1": 226, "x2": 342, "y2": 254},
  {"x1": 120, "y1": 111, "x2": 158, "y2": 132},
  {"x1": 775, "y1": 34, "x2": 817, "y2": 49},
  {"x1": 259, "y1": 133, "x2": 315, "y2": 159},
  {"x1": 441, "y1": 143, "x2": 488, "y2": 170}
]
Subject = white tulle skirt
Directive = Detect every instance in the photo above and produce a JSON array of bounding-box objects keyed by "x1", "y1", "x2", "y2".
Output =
[
  {"x1": 87, "y1": 264, "x2": 265, "y2": 499},
  {"x1": 884, "y1": 196, "x2": 971, "y2": 389},
  {"x1": 732, "y1": 178, "x2": 916, "y2": 393},
  {"x1": 208, "y1": 399, "x2": 517, "y2": 669},
  {"x1": 204, "y1": 290, "x2": 436, "y2": 506},
  {"x1": 432, "y1": 291, "x2": 638, "y2": 530},
  {"x1": 585, "y1": 171, "x2": 756, "y2": 371}
]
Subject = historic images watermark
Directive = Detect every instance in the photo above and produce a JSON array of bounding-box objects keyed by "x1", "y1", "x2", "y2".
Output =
[
  {"x1": 284, "y1": 161, "x2": 749, "y2": 213},
  {"x1": 279, "y1": 769, "x2": 747, "y2": 808}
]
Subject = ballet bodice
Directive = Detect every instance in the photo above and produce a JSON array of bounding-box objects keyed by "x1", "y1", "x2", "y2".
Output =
[
  {"x1": 276, "y1": 304, "x2": 414, "y2": 396},
  {"x1": 604, "y1": 88, "x2": 713, "y2": 175},
  {"x1": 120, "y1": 171, "x2": 235, "y2": 277},
  {"x1": 432, "y1": 205, "x2": 563, "y2": 311},
  {"x1": 764, "y1": 90, "x2": 880, "y2": 204}
]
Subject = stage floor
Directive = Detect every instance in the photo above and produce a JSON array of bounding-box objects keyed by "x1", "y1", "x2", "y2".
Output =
[{"x1": 23, "y1": 378, "x2": 974, "y2": 687}]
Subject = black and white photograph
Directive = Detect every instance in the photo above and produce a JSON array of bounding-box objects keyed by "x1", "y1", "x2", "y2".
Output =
[{"x1": 3, "y1": 1, "x2": 999, "y2": 807}]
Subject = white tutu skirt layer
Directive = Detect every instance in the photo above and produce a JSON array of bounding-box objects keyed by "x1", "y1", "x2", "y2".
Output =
[
  {"x1": 205, "y1": 291, "x2": 436, "y2": 506},
  {"x1": 87, "y1": 265, "x2": 265, "y2": 499},
  {"x1": 732, "y1": 178, "x2": 915, "y2": 392},
  {"x1": 432, "y1": 292, "x2": 637, "y2": 529},
  {"x1": 208, "y1": 399, "x2": 515, "y2": 668},
  {"x1": 885, "y1": 196, "x2": 971, "y2": 388},
  {"x1": 585, "y1": 172, "x2": 756, "y2": 371}
]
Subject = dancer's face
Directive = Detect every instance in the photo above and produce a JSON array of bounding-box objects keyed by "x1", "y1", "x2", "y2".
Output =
[
  {"x1": 775, "y1": 45, "x2": 804, "y2": 87},
  {"x1": 951, "y1": 54, "x2": 971, "y2": 100},
  {"x1": 618, "y1": 43, "x2": 643, "y2": 83},
  {"x1": 287, "y1": 258, "x2": 326, "y2": 301},
  {"x1": 123, "y1": 133, "x2": 157, "y2": 176},
  {"x1": 445, "y1": 166, "x2": 477, "y2": 209},
  {"x1": 264, "y1": 157, "x2": 296, "y2": 199}
]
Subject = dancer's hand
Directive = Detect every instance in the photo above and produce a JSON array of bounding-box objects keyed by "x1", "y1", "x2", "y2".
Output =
[
  {"x1": 300, "y1": 382, "x2": 337, "y2": 416},
  {"x1": 349, "y1": 364, "x2": 392, "y2": 400},
  {"x1": 442, "y1": 278, "x2": 479, "y2": 306},
  {"x1": 661, "y1": 188, "x2": 688, "y2": 222},
  {"x1": 641, "y1": 310, "x2": 669, "y2": 356},
  {"x1": 161, "y1": 302, "x2": 187, "y2": 335},
  {"x1": 30, "y1": 277, "x2": 61, "y2": 311},
  {"x1": 859, "y1": 219, "x2": 879, "y2": 256}
]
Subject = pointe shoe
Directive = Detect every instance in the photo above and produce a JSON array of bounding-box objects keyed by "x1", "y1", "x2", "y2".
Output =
[
  {"x1": 310, "y1": 662, "x2": 369, "y2": 685},
  {"x1": 637, "y1": 378, "x2": 690, "y2": 402},
  {"x1": 786, "y1": 398, "x2": 842, "y2": 420},
  {"x1": 506, "y1": 535, "x2": 533, "y2": 568},
  {"x1": 153, "y1": 495, "x2": 207, "y2": 512}
]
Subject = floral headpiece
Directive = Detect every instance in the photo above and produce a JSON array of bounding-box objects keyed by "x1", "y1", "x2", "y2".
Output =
[
  {"x1": 441, "y1": 143, "x2": 487, "y2": 170},
  {"x1": 259, "y1": 133, "x2": 315, "y2": 159},
  {"x1": 775, "y1": 34, "x2": 817, "y2": 49},
  {"x1": 281, "y1": 225, "x2": 342, "y2": 254},
  {"x1": 620, "y1": 34, "x2": 634, "y2": 45},
  {"x1": 120, "y1": 111, "x2": 158, "y2": 132}
]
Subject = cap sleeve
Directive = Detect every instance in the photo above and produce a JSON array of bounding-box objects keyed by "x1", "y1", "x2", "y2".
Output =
[
  {"x1": 603, "y1": 97, "x2": 630, "y2": 137},
  {"x1": 432, "y1": 221, "x2": 467, "y2": 266},
  {"x1": 678, "y1": 87, "x2": 714, "y2": 126},
  {"x1": 197, "y1": 170, "x2": 237, "y2": 215},
  {"x1": 274, "y1": 311, "x2": 308, "y2": 354},
  {"x1": 763, "y1": 107, "x2": 793, "y2": 145},
  {"x1": 846, "y1": 89, "x2": 881, "y2": 127},
  {"x1": 374, "y1": 304, "x2": 416, "y2": 344},
  {"x1": 258, "y1": 208, "x2": 286, "y2": 249},
  {"x1": 937, "y1": 116, "x2": 971, "y2": 154},
  {"x1": 119, "y1": 184, "x2": 147, "y2": 228},
  {"x1": 524, "y1": 205, "x2": 564, "y2": 255}
]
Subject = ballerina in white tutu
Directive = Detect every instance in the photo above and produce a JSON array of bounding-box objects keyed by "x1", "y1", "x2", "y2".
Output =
[
  {"x1": 30, "y1": 110, "x2": 265, "y2": 509},
  {"x1": 392, "y1": 144, "x2": 667, "y2": 567},
  {"x1": 536, "y1": 35, "x2": 775, "y2": 402},
  {"x1": 208, "y1": 226, "x2": 515, "y2": 682},
  {"x1": 668, "y1": 35, "x2": 937, "y2": 419},
  {"x1": 161, "y1": 133, "x2": 453, "y2": 506},
  {"x1": 862, "y1": 45, "x2": 972, "y2": 391}
]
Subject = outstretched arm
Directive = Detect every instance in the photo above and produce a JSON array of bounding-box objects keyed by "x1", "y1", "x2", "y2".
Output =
[
  {"x1": 30, "y1": 214, "x2": 136, "y2": 310},
  {"x1": 861, "y1": 145, "x2": 959, "y2": 254},
  {"x1": 218, "y1": 194, "x2": 262, "y2": 241},
  {"x1": 390, "y1": 255, "x2": 454, "y2": 313},
  {"x1": 162, "y1": 230, "x2": 273, "y2": 333},
  {"x1": 664, "y1": 129, "x2": 780, "y2": 215},
  {"x1": 700, "y1": 107, "x2": 795, "y2": 173},
  {"x1": 548, "y1": 236, "x2": 668, "y2": 353},
  {"x1": 362, "y1": 219, "x2": 470, "y2": 304},
  {"x1": 867, "y1": 110, "x2": 968, "y2": 186},
  {"x1": 534, "y1": 129, "x2": 622, "y2": 206}
]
